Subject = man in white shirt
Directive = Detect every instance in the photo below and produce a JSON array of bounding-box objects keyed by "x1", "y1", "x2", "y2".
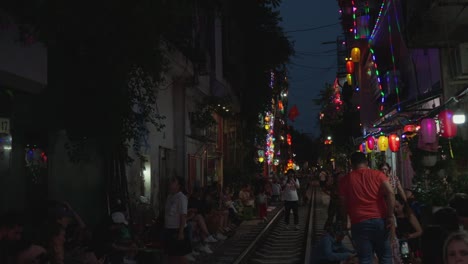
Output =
[
  {"x1": 283, "y1": 170, "x2": 300, "y2": 230},
  {"x1": 164, "y1": 177, "x2": 191, "y2": 264}
]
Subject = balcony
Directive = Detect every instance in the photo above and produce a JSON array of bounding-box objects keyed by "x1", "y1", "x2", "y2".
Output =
[{"x1": 404, "y1": 0, "x2": 468, "y2": 47}]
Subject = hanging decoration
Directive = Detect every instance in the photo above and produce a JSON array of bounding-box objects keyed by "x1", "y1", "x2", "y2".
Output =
[
  {"x1": 419, "y1": 118, "x2": 437, "y2": 144},
  {"x1": 418, "y1": 118, "x2": 439, "y2": 152},
  {"x1": 387, "y1": 13, "x2": 401, "y2": 111},
  {"x1": 278, "y1": 100, "x2": 284, "y2": 114},
  {"x1": 377, "y1": 135, "x2": 389, "y2": 152},
  {"x1": 346, "y1": 74, "x2": 353, "y2": 85},
  {"x1": 369, "y1": 0, "x2": 387, "y2": 41},
  {"x1": 369, "y1": 48, "x2": 385, "y2": 117},
  {"x1": 366, "y1": 141, "x2": 373, "y2": 153},
  {"x1": 288, "y1": 105, "x2": 300, "y2": 122},
  {"x1": 287, "y1": 134, "x2": 292, "y2": 145},
  {"x1": 352, "y1": 0, "x2": 357, "y2": 39},
  {"x1": 25, "y1": 146, "x2": 48, "y2": 184},
  {"x1": 287, "y1": 159, "x2": 294, "y2": 171},
  {"x1": 366, "y1": 136, "x2": 375, "y2": 150},
  {"x1": 389, "y1": 134, "x2": 400, "y2": 152},
  {"x1": 346, "y1": 60, "x2": 355, "y2": 74},
  {"x1": 361, "y1": 142, "x2": 367, "y2": 154},
  {"x1": 351, "y1": 47, "x2": 361, "y2": 62},
  {"x1": 439, "y1": 110, "x2": 457, "y2": 158},
  {"x1": 265, "y1": 111, "x2": 275, "y2": 165},
  {"x1": 356, "y1": 2, "x2": 370, "y2": 39},
  {"x1": 403, "y1": 125, "x2": 416, "y2": 133},
  {"x1": 439, "y1": 110, "x2": 457, "y2": 138}
]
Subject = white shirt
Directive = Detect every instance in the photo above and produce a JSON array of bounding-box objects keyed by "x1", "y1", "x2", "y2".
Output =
[
  {"x1": 272, "y1": 183, "x2": 281, "y2": 195},
  {"x1": 283, "y1": 179, "x2": 300, "y2": 201},
  {"x1": 164, "y1": 191, "x2": 188, "y2": 229}
]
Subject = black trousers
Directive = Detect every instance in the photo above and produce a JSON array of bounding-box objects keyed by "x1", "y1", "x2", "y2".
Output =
[{"x1": 284, "y1": 200, "x2": 299, "y2": 225}]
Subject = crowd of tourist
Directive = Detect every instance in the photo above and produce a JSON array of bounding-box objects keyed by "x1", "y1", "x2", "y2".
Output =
[
  {"x1": 313, "y1": 152, "x2": 468, "y2": 264},
  {"x1": 3, "y1": 159, "x2": 467, "y2": 264},
  {"x1": 0, "y1": 170, "x2": 309, "y2": 264}
]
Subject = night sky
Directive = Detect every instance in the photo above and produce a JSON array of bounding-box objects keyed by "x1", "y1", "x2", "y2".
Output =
[{"x1": 280, "y1": 1, "x2": 341, "y2": 138}]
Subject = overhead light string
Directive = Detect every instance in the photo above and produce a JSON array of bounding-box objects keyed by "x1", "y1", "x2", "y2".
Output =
[{"x1": 387, "y1": 10, "x2": 401, "y2": 111}]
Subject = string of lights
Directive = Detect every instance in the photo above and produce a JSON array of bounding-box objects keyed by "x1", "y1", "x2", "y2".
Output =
[
  {"x1": 369, "y1": 0, "x2": 387, "y2": 41},
  {"x1": 388, "y1": 12, "x2": 401, "y2": 111},
  {"x1": 369, "y1": 47, "x2": 385, "y2": 117}
]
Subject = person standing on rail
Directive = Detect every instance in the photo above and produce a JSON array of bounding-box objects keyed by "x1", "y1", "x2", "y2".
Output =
[
  {"x1": 283, "y1": 170, "x2": 300, "y2": 231},
  {"x1": 338, "y1": 152, "x2": 395, "y2": 264}
]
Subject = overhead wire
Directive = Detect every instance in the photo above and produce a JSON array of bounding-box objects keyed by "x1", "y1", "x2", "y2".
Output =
[{"x1": 285, "y1": 22, "x2": 340, "y2": 33}]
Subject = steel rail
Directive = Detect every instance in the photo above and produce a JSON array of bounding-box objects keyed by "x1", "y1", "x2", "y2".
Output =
[{"x1": 303, "y1": 187, "x2": 317, "y2": 264}]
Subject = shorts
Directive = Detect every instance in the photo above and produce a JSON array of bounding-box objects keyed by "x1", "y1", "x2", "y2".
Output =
[{"x1": 163, "y1": 227, "x2": 192, "y2": 256}]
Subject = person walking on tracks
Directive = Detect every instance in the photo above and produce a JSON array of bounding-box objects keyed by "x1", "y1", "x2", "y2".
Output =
[
  {"x1": 338, "y1": 152, "x2": 395, "y2": 264},
  {"x1": 283, "y1": 170, "x2": 300, "y2": 230}
]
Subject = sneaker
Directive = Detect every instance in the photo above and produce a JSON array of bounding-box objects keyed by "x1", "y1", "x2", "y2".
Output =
[
  {"x1": 198, "y1": 244, "x2": 213, "y2": 254},
  {"x1": 216, "y1": 233, "x2": 227, "y2": 240},
  {"x1": 295, "y1": 225, "x2": 300, "y2": 230},
  {"x1": 204, "y1": 235, "x2": 218, "y2": 243},
  {"x1": 185, "y1": 253, "x2": 196, "y2": 262}
]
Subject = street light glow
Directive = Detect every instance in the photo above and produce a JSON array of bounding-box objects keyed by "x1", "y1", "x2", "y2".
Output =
[
  {"x1": 453, "y1": 111, "x2": 466, "y2": 124},
  {"x1": 327, "y1": 136, "x2": 332, "y2": 140}
]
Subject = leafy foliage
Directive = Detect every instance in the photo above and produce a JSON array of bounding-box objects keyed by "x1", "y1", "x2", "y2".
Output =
[
  {"x1": 223, "y1": 0, "x2": 293, "y2": 174},
  {"x1": 408, "y1": 136, "x2": 468, "y2": 205}
]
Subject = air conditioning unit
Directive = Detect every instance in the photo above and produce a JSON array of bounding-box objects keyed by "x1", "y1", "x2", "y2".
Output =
[{"x1": 451, "y1": 42, "x2": 468, "y2": 79}]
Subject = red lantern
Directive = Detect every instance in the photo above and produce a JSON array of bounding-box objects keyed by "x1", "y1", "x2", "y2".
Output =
[
  {"x1": 346, "y1": 61, "x2": 355, "y2": 74},
  {"x1": 366, "y1": 136, "x2": 375, "y2": 150},
  {"x1": 287, "y1": 134, "x2": 292, "y2": 145},
  {"x1": 439, "y1": 110, "x2": 457, "y2": 138},
  {"x1": 389, "y1": 134, "x2": 400, "y2": 152},
  {"x1": 359, "y1": 144, "x2": 364, "y2": 153},
  {"x1": 403, "y1": 125, "x2": 416, "y2": 133}
]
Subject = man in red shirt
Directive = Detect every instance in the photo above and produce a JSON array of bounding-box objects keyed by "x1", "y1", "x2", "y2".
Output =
[{"x1": 339, "y1": 152, "x2": 395, "y2": 264}]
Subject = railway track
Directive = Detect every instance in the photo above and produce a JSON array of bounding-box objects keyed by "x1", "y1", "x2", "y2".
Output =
[{"x1": 193, "y1": 184, "x2": 320, "y2": 264}]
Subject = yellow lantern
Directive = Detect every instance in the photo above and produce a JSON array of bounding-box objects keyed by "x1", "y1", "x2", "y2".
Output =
[
  {"x1": 365, "y1": 142, "x2": 373, "y2": 153},
  {"x1": 351, "y1": 47, "x2": 361, "y2": 63},
  {"x1": 258, "y1": 157, "x2": 264, "y2": 163},
  {"x1": 346, "y1": 74, "x2": 353, "y2": 85},
  {"x1": 264, "y1": 124, "x2": 270, "y2": 130},
  {"x1": 377, "y1": 136, "x2": 389, "y2": 152}
]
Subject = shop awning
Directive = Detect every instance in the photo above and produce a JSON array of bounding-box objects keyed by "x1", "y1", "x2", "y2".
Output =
[{"x1": 355, "y1": 86, "x2": 468, "y2": 142}]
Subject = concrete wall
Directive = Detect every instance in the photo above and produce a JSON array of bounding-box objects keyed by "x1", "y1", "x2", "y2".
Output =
[{"x1": 0, "y1": 24, "x2": 47, "y2": 90}]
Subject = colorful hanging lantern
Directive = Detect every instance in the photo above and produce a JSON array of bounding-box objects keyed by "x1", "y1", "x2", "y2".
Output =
[
  {"x1": 439, "y1": 110, "x2": 457, "y2": 138},
  {"x1": 287, "y1": 134, "x2": 292, "y2": 145},
  {"x1": 346, "y1": 74, "x2": 353, "y2": 85},
  {"x1": 351, "y1": 47, "x2": 361, "y2": 62},
  {"x1": 366, "y1": 143, "x2": 373, "y2": 153},
  {"x1": 389, "y1": 134, "x2": 400, "y2": 152},
  {"x1": 278, "y1": 100, "x2": 284, "y2": 113},
  {"x1": 403, "y1": 125, "x2": 416, "y2": 133},
  {"x1": 419, "y1": 118, "x2": 437, "y2": 144},
  {"x1": 377, "y1": 136, "x2": 389, "y2": 152},
  {"x1": 360, "y1": 142, "x2": 367, "y2": 154},
  {"x1": 346, "y1": 61, "x2": 355, "y2": 74},
  {"x1": 366, "y1": 136, "x2": 375, "y2": 151}
]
